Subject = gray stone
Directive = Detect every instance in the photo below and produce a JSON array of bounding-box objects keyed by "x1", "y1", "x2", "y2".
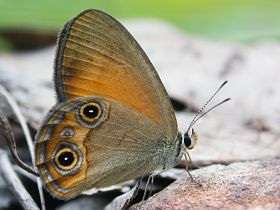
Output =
[{"x1": 131, "y1": 159, "x2": 280, "y2": 210}]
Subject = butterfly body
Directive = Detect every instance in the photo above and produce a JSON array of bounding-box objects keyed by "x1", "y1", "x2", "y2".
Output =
[{"x1": 35, "y1": 9, "x2": 184, "y2": 199}]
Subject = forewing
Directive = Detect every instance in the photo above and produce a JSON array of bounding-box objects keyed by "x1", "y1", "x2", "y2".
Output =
[{"x1": 54, "y1": 9, "x2": 177, "y2": 141}]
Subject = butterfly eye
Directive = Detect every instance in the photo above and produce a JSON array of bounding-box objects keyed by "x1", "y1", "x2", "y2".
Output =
[
  {"x1": 183, "y1": 129, "x2": 198, "y2": 150},
  {"x1": 76, "y1": 100, "x2": 109, "y2": 128},
  {"x1": 52, "y1": 142, "x2": 82, "y2": 174},
  {"x1": 80, "y1": 102, "x2": 102, "y2": 122},
  {"x1": 183, "y1": 134, "x2": 192, "y2": 149}
]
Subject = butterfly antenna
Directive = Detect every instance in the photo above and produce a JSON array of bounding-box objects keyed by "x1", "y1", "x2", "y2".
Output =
[
  {"x1": 191, "y1": 98, "x2": 231, "y2": 128},
  {"x1": 186, "y1": 81, "x2": 228, "y2": 133}
]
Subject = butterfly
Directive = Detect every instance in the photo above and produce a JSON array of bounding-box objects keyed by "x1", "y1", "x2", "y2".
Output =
[{"x1": 33, "y1": 9, "x2": 228, "y2": 200}]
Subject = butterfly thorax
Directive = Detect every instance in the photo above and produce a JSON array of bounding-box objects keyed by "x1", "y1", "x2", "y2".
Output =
[{"x1": 157, "y1": 133, "x2": 184, "y2": 171}]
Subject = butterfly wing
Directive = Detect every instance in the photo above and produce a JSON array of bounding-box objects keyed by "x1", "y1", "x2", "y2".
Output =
[
  {"x1": 54, "y1": 9, "x2": 177, "y2": 141},
  {"x1": 35, "y1": 9, "x2": 181, "y2": 200},
  {"x1": 35, "y1": 97, "x2": 178, "y2": 199}
]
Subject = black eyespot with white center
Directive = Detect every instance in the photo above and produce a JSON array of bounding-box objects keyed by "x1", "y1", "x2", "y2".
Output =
[
  {"x1": 83, "y1": 104, "x2": 99, "y2": 119},
  {"x1": 76, "y1": 100, "x2": 109, "y2": 128},
  {"x1": 58, "y1": 151, "x2": 75, "y2": 167},
  {"x1": 51, "y1": 142, "x2": 82, "y2": 175},
  {"x1": 79, "y1": 102, "x2": 101, "y2": 123}
]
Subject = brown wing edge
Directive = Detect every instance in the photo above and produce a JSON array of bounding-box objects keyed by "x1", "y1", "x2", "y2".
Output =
[{"x1": 54, "y1": 9, "x2": 93, "y2": 102}]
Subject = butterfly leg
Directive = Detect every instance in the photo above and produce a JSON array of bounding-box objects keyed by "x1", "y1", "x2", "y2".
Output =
[
  {"x1": 148, "y1": 175, "x2": 154, "y2": 198},
  {"x1": 183, "y1": 152, "x2": 202, "y2": 187},
  {"x1": 185, "y1": 150, "x2": 200, "y2": 169},
  {"x1": 142, "y1": 174, "x2": 154, "y2": 201}
]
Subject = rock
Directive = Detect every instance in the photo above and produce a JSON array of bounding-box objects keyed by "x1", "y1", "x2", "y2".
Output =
[
  {"x1": 131, "y1": 159, "x2": 280, "y2": 210},
  {"x1": 56, "y1": 196, "x2": 106, "y2": 210}
]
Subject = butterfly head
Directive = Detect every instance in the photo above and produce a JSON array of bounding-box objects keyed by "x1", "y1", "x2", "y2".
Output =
[
  {"x1": 183, "y1": 128, "x2": 198, "y2": 150},
  {"x1": 181, "y1": 81, "x2": 230, "y2": 151}
]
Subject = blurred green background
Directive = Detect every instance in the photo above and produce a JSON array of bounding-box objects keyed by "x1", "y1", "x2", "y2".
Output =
[{"x1": 1, "y1": 0, "x2": 280, "y2": 51}]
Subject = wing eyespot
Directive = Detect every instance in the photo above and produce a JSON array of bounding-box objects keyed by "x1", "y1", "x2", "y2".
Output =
[
  {"x1": 51, "y1": 142, "x2": 83, "y2": 175},
  {"x1": 54, "y1": 147, "x2": 78, "y2": 171},
  {"x1": 60, "y1": 127, "x2": 74, "y2": 138},
  {"x1": 76, "y1": 100, "x2": 110, "y2": 128},
  {"x1": 80, "y1": 102, "x2": 102, "y2": 122}
]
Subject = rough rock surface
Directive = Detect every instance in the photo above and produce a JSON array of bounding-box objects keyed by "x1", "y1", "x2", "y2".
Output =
[{"x1": 132, "y1": 159, "x2": 280, "y2": 210}]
